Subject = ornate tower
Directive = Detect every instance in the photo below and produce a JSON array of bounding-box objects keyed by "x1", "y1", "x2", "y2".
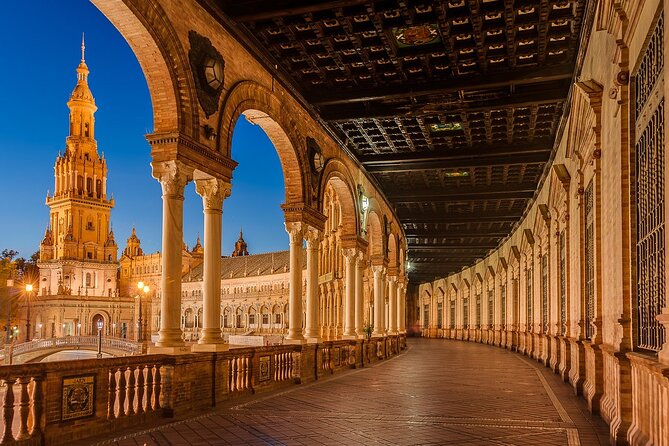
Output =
[
  {"x1": 41, "y1": 36, "x2": 116, "y2": 263},
  {"x1": 231, "y1": 229, "x2": 249, "y2": 257}
]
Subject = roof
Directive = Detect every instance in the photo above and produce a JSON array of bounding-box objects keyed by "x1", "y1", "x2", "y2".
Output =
[{"x1": 184, "y1": 249, "x2": 307, "y2": 281}]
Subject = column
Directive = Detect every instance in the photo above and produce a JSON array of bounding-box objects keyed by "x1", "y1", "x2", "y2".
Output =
[
  {"x1": 193, "y1": 178, "x2": 231, "y2": 351},
  {"x1": 285, "y1": 222, "x2": 305, "y2": 341},
  {"x1": 355, "y1": 252, "x2": 364, "y2": 336},
  {"x1": 398, "y1": 280, "x2": 406, "y2": 333},
  {"x1": 388, "y1": 275, "x2": 398, "y2": 334},
  {"x1": 343, "y1": 248, "x2": 357, "y2": 338},
  {"x1": 151, "y1": 160, "x2": 190, "y2": 351},
  {"x1": 372, "y1": 265, "x2": 385, "y2": 337},
  {"x1": 304, "y1": 227, "x2": 321, "y2": 341}
]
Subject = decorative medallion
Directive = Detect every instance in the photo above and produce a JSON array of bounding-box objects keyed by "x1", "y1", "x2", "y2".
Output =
[
  {"x1": 62, "y1": 375, "x2": 95, "y2": 421},
  {"x1": 259, "y1": 355, "x2": 271, "y2": 382},
  {"x1": 188, "y1": 31, "x2": 225, "y2": 118},
  {"x1": 392, "y1": 24, "x2": 441, "y2": 48},
  {"x1": 307, "y1": 137, "x2": 325, "y2": 174},
  {"x1": 429, "y1": 122, "x2": 463, "y2": 132}
]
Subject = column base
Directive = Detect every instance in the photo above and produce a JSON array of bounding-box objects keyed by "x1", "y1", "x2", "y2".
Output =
[
  {"x1": 372, "y1": 332, "x2": 385, "y2": 338},
  {"x1": 284, "y1": 338, "x2": 307, "y2": 345},
  {"x1": 342, "y1": 334, "x2": 358, "y2": 340},
  {"x1": 306, "y1": 337, "x2": 322, "y2": 344},
  {"x1": 148, "y1": 345, "x2": 191, "y2": 355},
  {"x1": 192, "y1": 343, "x2": 229, "y2": 352},
  {"x1": 387, "y1": 330, "x2": 398, "y2": 336}
]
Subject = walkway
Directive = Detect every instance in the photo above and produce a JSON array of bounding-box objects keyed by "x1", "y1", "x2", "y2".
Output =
[{"x1": 94, "y1": 339, "x2": 609, "y2": 445}]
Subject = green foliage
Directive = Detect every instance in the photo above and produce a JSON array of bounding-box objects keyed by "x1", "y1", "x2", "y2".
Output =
[{"x1": 363, "y1": 323, "x2": 374, "y2": 339}]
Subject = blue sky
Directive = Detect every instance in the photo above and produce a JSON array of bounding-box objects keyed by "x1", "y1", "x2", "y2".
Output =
[{"x1": 0, "y1": 1, "x2": 288, "y2": 259}]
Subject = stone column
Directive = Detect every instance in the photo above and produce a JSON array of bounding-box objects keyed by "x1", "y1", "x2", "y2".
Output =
[
  {"x1": 304, "y1": 227, "x2": 321, "y2": 342},
  {"x1": 151, "y1": 160, "x2": 190, "y2": 352},
  {"x1": 388, "y1": 276, "x2": 398, "y2": 334},
  {"x1": 398, "y1": 280, "x2": 406, "y2": 333},
  {"x1": 193, "y1": 178, "x2": 231, "y2": 352},
  {"x1": 285, "y1": 222, "x2": 305, "y2": 342},
  {"x1": 372, "y1": 265, "x2": 386, "y2": 337},
  {"x1": 343, "y1": 248, "x2": 357, "y2": 338},
  {"x1": 355, "y1": 253, "x2": 365, "y2": 336}
]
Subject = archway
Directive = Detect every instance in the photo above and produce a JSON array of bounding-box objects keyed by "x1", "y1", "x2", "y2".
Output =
[{"x1": 91, "y1": 313, "x2": 104, "y2": 334}]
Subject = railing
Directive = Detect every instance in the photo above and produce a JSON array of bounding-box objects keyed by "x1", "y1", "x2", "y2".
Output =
[
  {"x1": 0, "y1": 334, "x2": 405, "y2": 445},
  {"x1": 5, "y1": 336, "x2": 142, "y2": 361}
]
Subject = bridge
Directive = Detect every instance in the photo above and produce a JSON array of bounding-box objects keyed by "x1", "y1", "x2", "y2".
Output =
[{"x1": 1, "y1": 336, "x2": 143, "y2": 364}]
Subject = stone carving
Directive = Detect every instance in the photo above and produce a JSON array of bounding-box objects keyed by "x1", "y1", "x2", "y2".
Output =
[
  {"x1": 195, "y1": 178, "x2": 231, "y2": 210},
  {"x1": 151, "y1": 160, "x2": 192, "y2": 198},
  {"x1": 188, "y1": 31, "x2": 225, "y2": 118}
]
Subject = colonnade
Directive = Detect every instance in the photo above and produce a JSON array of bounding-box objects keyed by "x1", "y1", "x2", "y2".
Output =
[{"x1": 150, "y1": 159, "x2": 407, "y2": 353}]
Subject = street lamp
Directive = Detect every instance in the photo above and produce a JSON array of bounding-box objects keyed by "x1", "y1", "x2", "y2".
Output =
[
  {"x1": 136, "y1": 282, "x2": 149, "y2": 342},
  {"x1": 24, "y1": 284, "x2": 33, "y2": 342},
  {"x1": 96, "y1": 319, "x2": 103, "y2": 359}
]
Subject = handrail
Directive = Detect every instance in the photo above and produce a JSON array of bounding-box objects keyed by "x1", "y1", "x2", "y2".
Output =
[{"x1": 9, "y1": 336, "x2": 142, "y2": 356}]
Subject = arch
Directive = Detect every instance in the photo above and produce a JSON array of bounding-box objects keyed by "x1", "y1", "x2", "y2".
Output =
[
  {"x1": 91, "y1": 0, "x2": 198, "y2": 136},
  {"x1": 366, "y1": 211, "x2": 384, "y2": 259},
  {"x1": 319, "y1": 160, "x2": 359, "y2": 237},
  {"x1": 387, "y1": 233, "x2": 399, "y2": 271},
  {"x1": 219, "y1": 81, "x2": 307, "y2": 205},
  {"x1": 91, "y1": 313, "x2": 105, "y2": 333}
]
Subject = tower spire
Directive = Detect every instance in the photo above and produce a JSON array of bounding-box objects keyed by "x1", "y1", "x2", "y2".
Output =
[{"x1": 81, "y1": 33, "x2": 85, "y2": 62}]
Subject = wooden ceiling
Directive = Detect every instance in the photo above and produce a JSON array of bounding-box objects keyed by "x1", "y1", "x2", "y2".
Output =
[{"x1": 208, "y1": 0, "x2": 586, "y2": 283}]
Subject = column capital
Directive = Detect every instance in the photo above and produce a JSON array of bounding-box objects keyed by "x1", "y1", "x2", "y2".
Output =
[
  {"x1": 151, "y1": 160, "x2": 193, "y2": 198},
  {"x1": 387, "y1": 275, "x2": 398, "y2": 283},
  {"x1": 342, "y1": 248, "x2": 358, "y2": 262},
  {"x1": 304, "y1": 226, "x2": 322, "y2": 248},
  {"x1": 371, "y1": 264, "x2": 386, "y2": 275},
  {"x1": 285, "y1": 221, "x2": 304, "y2": 243},
  {"x1": 195, "y1": 178, "x2": 231, "y2": 211}
]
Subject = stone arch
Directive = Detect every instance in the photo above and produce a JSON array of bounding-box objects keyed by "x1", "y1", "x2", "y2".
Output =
[
  {"x1": 219, "y1": 81, "x2": 307, "y2": 205},
  {"x1": 319, "y1": 160, "x2": 359, "y2": 237},
  {"x1": 91, "y1": 0, "x2": 198, "y2": 137},
  {"x1": 367, "y1": 211, "x2": 384, "y2": 259},
  {"x1": 387, "y1": 233, "x2": 399, "y2": 271}
]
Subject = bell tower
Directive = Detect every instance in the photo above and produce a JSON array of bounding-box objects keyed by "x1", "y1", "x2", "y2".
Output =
[{"x1": 41, "y1": 36, "x2": 115, "y2": 263}]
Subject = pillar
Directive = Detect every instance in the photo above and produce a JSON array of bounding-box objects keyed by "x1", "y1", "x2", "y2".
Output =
[
  {"x1": 388, "y1": 275, "x2": 398, "y2": 334},
  {"x1": 372, "y1": 265, "x2": 386, "y2": 337},
  {"x1": 343, "y1": 248, "x2": 357, "y2": 338},
  {"x1": 285, "y1": 222, "x2": 305, "y2": 341},
  {"x1": 398, "y1": 280, "x2": 406, "y2": 333},
  {"x1": 193, "y1": 178, "x2": 231, "y2": 352},
  {"x1": 355, "y1": 252, "x2": 364, "y2": 336},
  {"x1": 305, "y1": 227, "x2": 321, "y2": 341},
  {"x1": 151, "y1": 160, "x2": 191, "y2": 351}
]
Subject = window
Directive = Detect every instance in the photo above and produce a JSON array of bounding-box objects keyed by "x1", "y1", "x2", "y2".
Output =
[
  {"x1": 635, "y1": 14, "x2": 665, "y2": 352},
  {"x1": 85, "y1": 273, "x2": 92, "y2": 287},
  {"x1": 501, "y1": 284, "x2": 507, "y2": 328},
  {"x1": 560, "y1": 231, "x2": 567, "y2": 335},
  {"x1": 527, "y1": 267, "x2": 533, "y2": 330},
  {"x1": 275, "y1": 313, "x2": 281, "y2": 324},
  {"x1": 249, "y1": 314, "x2": 256, "y2": 326},
  {"x1": 437, "y1": 302, "x2": 443, "y2": 328},
  {"x1": 487, "y1": 289, "x2": 494, "y2": 327},
  {"x1": 449, "y1": 300, "x2": 455, "y2": 329},
  {"x1": 584, "y1": 181, "x2": 595, "y2": 340},
  {"x1": 462, "y1": 295, "x2": 469, "y2": 328},
  {"x1": 541, "y1": 254, "x2": 549, "y2": 334},
  {"x1": 262, "y1": 313, "x2": 269, "y2": 325},
  {"x1": 475, "y1": 294, "x2": 481, "y2": 329},
  {"x1": 423, "y1": 304, "x2": 430, "y2": 329}
]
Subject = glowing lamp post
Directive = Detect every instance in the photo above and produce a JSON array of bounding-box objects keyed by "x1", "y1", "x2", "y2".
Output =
[
  {"x1": 136, "y1": 282, "x2": 149, "y2": 342},
  {"x1": 96, "y1": 319, "x2": 103, "y2": 359},
  {"x1": 24, "y1": 284, "x2": 33, "y2": 342}
]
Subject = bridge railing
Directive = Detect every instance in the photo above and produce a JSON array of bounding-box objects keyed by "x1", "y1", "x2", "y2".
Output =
[
  {"x1": 0, "y1": 334, "x2": 405, "y2": 445},
  {"x1": 2, "y1": 336, "x2": 142, "y2": 362}
]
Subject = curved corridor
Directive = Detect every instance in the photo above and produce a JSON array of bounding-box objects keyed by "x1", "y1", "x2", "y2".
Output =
[{"x1": 97, "y1": 339, "x2": 609, "y2": 445}]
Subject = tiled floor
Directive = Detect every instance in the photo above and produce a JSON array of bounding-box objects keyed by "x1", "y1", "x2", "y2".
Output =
[{"x1": 96, "y1": 339, "x2": 610, "y2": 445}]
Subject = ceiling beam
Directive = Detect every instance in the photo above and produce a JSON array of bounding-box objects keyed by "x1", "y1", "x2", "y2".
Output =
[
  {"x1": 365, "y1": 152, "x2": 549, "y2": 173},
  {"x1": 409, "y1": 243, "x2": 498, "y2": 251},
  {"x1": 313, "y1": 65, "x2": 574, "y2": 106},
  {"x1": 388, "y1": 185, "x2": 536, "y2": 203},
  {"x1": 321, "y1": 86, "x2": 567, "y2": 121},
  {"x1": 223, "y1": 0, "x2": 369, "y2": 21},
  {"x1": 399, "y1": 211, "x2": 524, "y2": 224},
  {"x1": 405, "y1": 230, "x2": 510, "y2": 238},
  {"x1": 360, "y1": 141, "x2": 551, "y2": 164}
]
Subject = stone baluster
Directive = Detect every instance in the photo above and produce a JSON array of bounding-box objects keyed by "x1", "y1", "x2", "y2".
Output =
[
  {"x1": 1, "y1": 379, "x2": 15, "y2": 443},
  {"x1": 126, "y1": 367, "x2": 136, "y2": 416},
  {"x1": 29, "y1": 377, "x2": 43, "y2": 438},
  {"x1": 107, "y1": 369, "x2": 117, "y2": 419},
  {"x1": 153, "y1": 366, "x2": 162, "y2": 412},
  {"x1": 116, "y1": 367, "x2": 127, "y2": 417},
  {"x1": 135, "y1": 366, "x2": 145, "y2": 415},
  {"x1": 144, "y1": 365, "x2": 154, "y2": 412},
  {"x1": 229, "y1": 359, "x2": 237, "y2": 392},
  {"x1": 15, "y1": 378, "x2": 30, "y2": 441},
  {"x1": 244, "y1": 357, "x2": 250, "y2": 389}
]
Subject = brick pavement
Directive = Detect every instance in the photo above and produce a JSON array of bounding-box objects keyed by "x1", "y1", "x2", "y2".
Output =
[{"x1": 93, "y1": 339, "x2": 610, "y2": 445}]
